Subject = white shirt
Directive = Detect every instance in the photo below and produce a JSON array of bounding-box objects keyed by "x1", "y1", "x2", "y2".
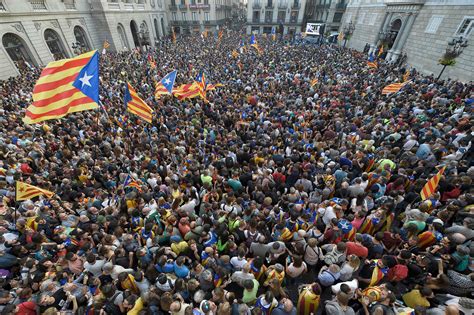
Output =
[{"x1": 230, "y1": 257, "x2": 247, "y2": 271}]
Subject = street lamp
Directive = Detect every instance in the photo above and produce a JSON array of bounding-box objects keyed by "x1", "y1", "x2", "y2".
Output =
[
  {"x1": 71, "y1": 41, "x2": 84, "y2": 55},
  {"x1": 343, "y1": 21, "x2": 355, "y2": 48},
  {"x1": 437, "y1": 36, "x2": 468, "y2": 80}
]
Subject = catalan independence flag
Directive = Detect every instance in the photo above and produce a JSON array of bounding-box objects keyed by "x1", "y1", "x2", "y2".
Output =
[
  {"x1": 16, "y1": 181, "x2": 54, "y2": 201},
  {"x1": 155, "y1": 70, "x2": 177, "y2": 98},
  {"x1": 420, "y1": 166, "x2": 446, "y2": 200},
  {"x1": 23, "y1": 50, "x2": 99, "y2": 124},
  {"x1": 123, "y1": 174, "x2": 142, "y2": 192},
  {"x1": 124, "y1": 83, "x2": 153, "y2": 123},
  {"x1": 381, "y1": 82, "x2": 407, "y2": 95}
]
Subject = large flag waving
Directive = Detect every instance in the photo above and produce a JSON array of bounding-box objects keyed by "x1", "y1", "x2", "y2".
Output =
[
  {"x1": 16, "y1": 181, "x2": 54, "y2": 201},
  {"x1": 381, "y1": 82, "x2": 408, "y2": 95},
  {"x1": 420, "y1": 166, "x2": 446, "y2": 200},
  {"x1": 24, "y1": 50, "x2": 99, "y2": 124},
  {"x1": 124, "y1": 83, "x2": 153, "y2": 123},
  {"x1": 155, "y1": 70, "x2": 177, "y2": 98}
]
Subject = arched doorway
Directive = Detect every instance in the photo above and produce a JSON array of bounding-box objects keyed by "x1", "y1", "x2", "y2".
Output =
[
  {"x1": 139, "y1": 21, "x2": 151, "y2": 47},
  {"x1": 130, "y1": 20, "x2": 141, "y2": 48},
  {"x1": 73, "y1": 26, "x2": 91, "y2": 52},
  {"x1": 387, "y1": 19, "x2": 402, "y2": 50},
  {"x1": 117, "y1": 23, "x2": 129, "y2": 50},
  {"x1": 161, "y1": 18, "x2": 166, "y2": 36},
  {"x1": 44, "y1": 29, "x2": 68, "y2": 60},
  {"x1": 154, "y1": 18, "x2": 160, "y2": 39},
  {"x1": 2, "y1": 33, "x2": 37, "y2": 68}
]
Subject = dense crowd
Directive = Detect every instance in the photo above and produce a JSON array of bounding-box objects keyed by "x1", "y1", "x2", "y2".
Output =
[{"x1": 0, "y1": 30, "x2": 473, "y2": 315}]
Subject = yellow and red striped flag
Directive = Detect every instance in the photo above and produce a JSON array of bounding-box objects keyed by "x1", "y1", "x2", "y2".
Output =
[
  {"x1": 23, "y1": 50, "x2": 99, "y2": 124},
  {"x1": 420, "y1": 166, "x2": 446, "y2": 200},
  {"x1": 377, "y1": 45, "x2": 384, "y2": 57},
  {"x1": 103, "y1": 40, "x2": 110, "y2": 49},
  {"x1": 310, "y1": 78, "x2": 318, "y2": 87},
  {"x1": 403, "y1": 69, "x2": 410, "y2": 82},
  {"x1": 124, "y1": 174, "x2": 142, "y2": 192},
  {"x1": 173, "y1": 82, "x2": 202, "y2": 100},
  {"x1": 171, "y1": 28, "x2": 176, "y2": 43},
  {"x1": 16, "y1": 181, "x2": 54, "y2": 201},
  {"x1": 381, "y1": 82, "x2": 407, "y2": 95},
  {"x1": 124, "y1": 82, "x2": 153, "y2": 123},
  {"x1": 206, "y1": 83, "x2": 224, "y2": 91},
  {"x1": 367, "y1": 61, "x2": 378, "y2": 69},
  {"x1": 231, "y1": 50, "x2": 239, "y2": 58},
  {"x1": 155, "y1": 83, "x2": 174, "y2": 98}
]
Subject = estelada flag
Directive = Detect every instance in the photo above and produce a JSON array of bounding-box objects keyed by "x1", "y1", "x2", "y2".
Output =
[
  {"x1": 24, "y1": 50, "x2": 100, "y2": 124},
  {"x1": 16, "y1": 181, "x2": 54, "y2": 201},
  {"x1": 420, "y1": 166, "x2": 446, "y2": 200}
]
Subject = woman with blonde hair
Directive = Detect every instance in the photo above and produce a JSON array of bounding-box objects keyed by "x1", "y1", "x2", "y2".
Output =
[{"x1": 339, "y1": 254, "x2": 361, "y2": 281}]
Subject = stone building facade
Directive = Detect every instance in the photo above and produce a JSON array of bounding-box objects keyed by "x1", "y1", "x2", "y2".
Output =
[
  {"x1": 342, "y1": 0, "x2": 474, "y2": 82},
  {"x1": 0, "y1": 0, "x2": 168, "y2": 80},
  {"x1": 167, "y1": 0, "x2": 235, "y2": 35},
  {"x1": 246, "y1": 0, "x2": 307, "y2": 35}
]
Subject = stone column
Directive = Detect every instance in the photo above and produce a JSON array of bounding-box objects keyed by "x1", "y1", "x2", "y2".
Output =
[{"x1": 370, "y1": 12, "x2": 391, "y2": 55}]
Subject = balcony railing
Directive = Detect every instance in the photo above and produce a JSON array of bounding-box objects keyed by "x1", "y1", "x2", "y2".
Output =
[
  {"x1": 31, "y1": 0, "x2": 47, "y2": 10},
  {"x1": 108, "y1": 2, "x2": 120, "y2": 9},
  {"x1": 178, "y1": 4, "x2": 187, "y2": 10},
  {"x1": 169, "y1": 4, "x2": 178, "y2": 10},
  {"x1": 136, "y1": 3, "x2": 145, "y2": 10},
  {"x1": 265, "y1": 17, "x2": 273, "y2": 23},
  {"x1": 190, "y1": 20, "x2": 200, "y2": 25},
  {"x1": 123, "y1": 3, "x2": 134, "y2": 10},
  {"x1": 189, "y1": 4, "x2": 210, "y2": 9},
  {"x1": 252, "y1": 18, "x2": 260, "y2": 23},
  {"x1": 265, "y1": 4, "x2": 274, "y2": 9}
]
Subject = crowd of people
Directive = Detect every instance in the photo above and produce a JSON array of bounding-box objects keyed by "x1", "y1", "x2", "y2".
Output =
[{"x1": 0, "y1": 30, "x2": 473, "y2": 315}]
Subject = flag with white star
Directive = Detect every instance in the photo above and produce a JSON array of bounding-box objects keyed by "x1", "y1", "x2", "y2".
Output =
[
  {"x1": 24, "y1": 50, "x2": 99, "y2": 124},
  {"x1": 155, "y1": 70, "x2": 177, "y2": 99}
]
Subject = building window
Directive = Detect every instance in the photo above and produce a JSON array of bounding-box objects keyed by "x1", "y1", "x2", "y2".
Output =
[
  {"x1": 172, "y1": 12, "x2": 177, "y2": 20},
  {"x1": 277, "y1": 10, "x2": 286, "y2": 23},
  {"x1": 253, "y1": 11, "x2": 260, "y2": 22},
  {"x1": 204, "y1": 0, "x2": 208, "y2": 4},
  {"x1": 290, "y1": 10, "x2": 297, "y2": 23},
  {"x1": 357, "y1": 12, "x2": 365, "y2": 24},
  {"x1": 44, "y1": 29, "x2": 68, "y2": 60},
  {"x1": 265, "y1": 10, "x2": 273, "y2": 23},
  {"x1": 204, "y1": 12, "x2": 210, "y2": 21},
  {"x1": 333, "y1": 12, "x2": 343, "y2": 23},
  {"x1": 192, "y1": 12, "x2": 197, "y2": 21},
  {"x1": 182, "y1": 12, "x2": 187, "y2": 20},
  {"x1": 425, "y1": 15, "x2": 444, "y2": 34},
  {"x1": 455, "y1": 17, "x2": 474, "y2": 37}
]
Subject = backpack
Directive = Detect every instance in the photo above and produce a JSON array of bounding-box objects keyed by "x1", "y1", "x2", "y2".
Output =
[
  {"x1": 103, "y1": 292, "x2": 122, "y2": 314},
  {"x1": 386, "y1": 264, "x2": 408, "y2": 282},
  {"x1": 245, "y1": 230, "x2": 259, "y2": 248}
]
